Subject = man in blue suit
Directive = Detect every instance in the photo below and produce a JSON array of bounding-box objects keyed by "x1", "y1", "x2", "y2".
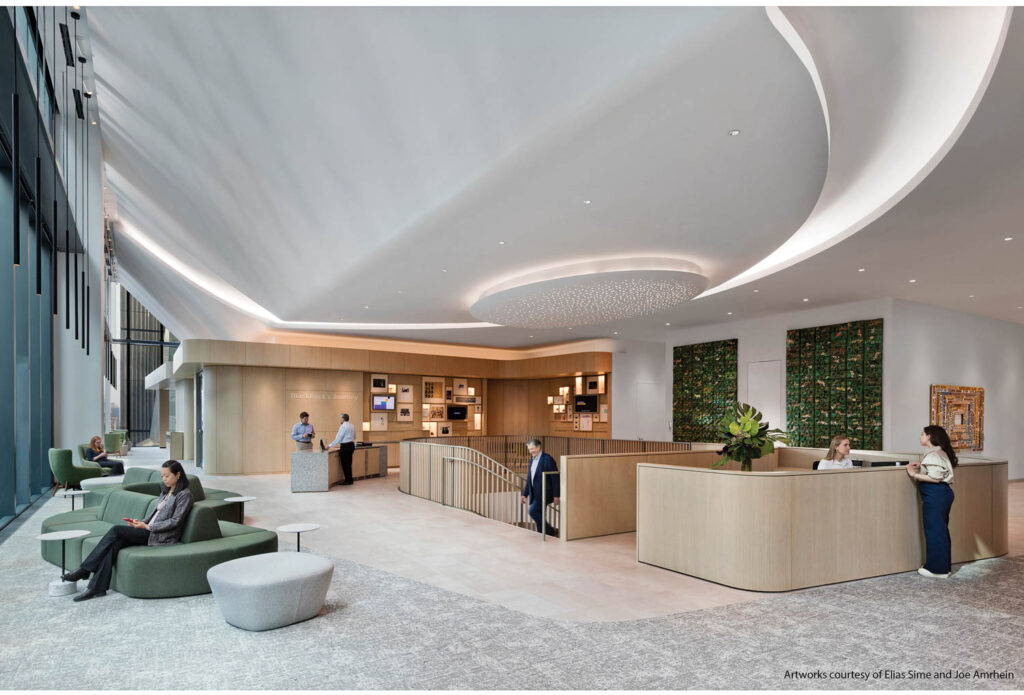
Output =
[{"x1": 520, "y1": 438, "x2": 559, "y2": 536}]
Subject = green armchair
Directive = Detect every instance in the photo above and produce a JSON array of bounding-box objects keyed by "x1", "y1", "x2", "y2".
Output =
[
  {"x1": 76, "y1": 444, "x2": 112, "y2": 476},
  {"x1": 49, "y1": 448, "x2": 104, "y2": 494},
  {"x1": 104, "y1": 431, "x2": 125, "y2": 453}
]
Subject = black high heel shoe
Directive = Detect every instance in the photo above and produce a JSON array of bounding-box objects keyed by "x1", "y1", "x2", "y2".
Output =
[
  {"x1": 73, "y1": 588, "x2": 106, "y2": 602},
  {"x1": 62, "y1": 567, "x2": 88, "y2": 582}
]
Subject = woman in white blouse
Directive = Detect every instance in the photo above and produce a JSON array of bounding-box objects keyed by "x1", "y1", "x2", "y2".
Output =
[
  {"x1": 817, "y1": 435, "x2": 854, "y2": 470},
  {"x1": 906, "y1": 425, "x2": 958, "y2": 578}
]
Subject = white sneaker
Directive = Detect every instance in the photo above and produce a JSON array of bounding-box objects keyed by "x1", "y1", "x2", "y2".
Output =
[{"x1": 918, "y1": 567, "x2": 950, "y2": 579}]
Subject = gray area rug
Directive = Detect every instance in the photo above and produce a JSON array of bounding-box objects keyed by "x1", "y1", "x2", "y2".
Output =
[{"x1": 1, "y1": 497, "x2": 1021, "y2": 690}]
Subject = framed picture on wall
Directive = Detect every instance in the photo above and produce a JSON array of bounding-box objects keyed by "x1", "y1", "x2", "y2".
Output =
[
  {"x1": 427, "y1": 422, "x2": 437, "y2": 437},
  {"x1": 445, "y1": 387, "x2": 454, "y2": 402},
  {"x1": 599, "y1": 403, "x2": 609, "y2": 422},
  {"x1": 573, "y1": 414, "x2": 580, "y2": 431},
  {"x1": 454, "y1": 395, "x2": 479, "y2": 404},
  {"x1": 453, "y1": 378, "x2": 468, "y2": 395},
  {"x1": 580, "y1": 413, "x2": 593, "y2": 432},
  {"x1": 427, "y1": 404, "x2": 446, "y2": 421},
  {"x1": 370, "y1": 413, "x2": 387, "y2": 431},
  {"x1": 397, "y1": 385, "x2": 414, "y2": 403},
  {"x1": 437, "y1": 421, "x2": 453, "y2": 437},
  {"x1": 422, "y1": 377, "x2": 445, "y2": 403},
  {"x1": 397, "y1": 406, "x2": 414, "y2": 422},
  {"x1": 474, "y1": 405, "x2": 482, "y2": 413},
  {"x1": 370, "y1": 374, "x2": 388, "y2": 394}
]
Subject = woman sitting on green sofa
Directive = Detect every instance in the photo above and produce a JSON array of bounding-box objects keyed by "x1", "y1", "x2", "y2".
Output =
[{"x1": 63, "y1": 460, "x2": 193, "y2": 602}]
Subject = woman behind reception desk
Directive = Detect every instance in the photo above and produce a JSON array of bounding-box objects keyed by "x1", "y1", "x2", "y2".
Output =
[
  {"x1": 906, "y1": 425, "x2": 957, "y2": 578},
  {"x1": 816, "y1": 435, "x2": 854, "y2": 470}
]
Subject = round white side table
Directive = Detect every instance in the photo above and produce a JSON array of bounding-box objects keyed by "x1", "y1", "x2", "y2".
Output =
[
  {"x1": 223, "y1": 496, "x2": 256, "y2": 523},
  {"x1": 36, "y1": 529, "x2": 90, "y2": 596},
  {"x1": 275, "y1": 523, "x2": 319, "y2": 552},
  {"x1": 59, "y1": 489, "x2": 88, "y2": 511}
]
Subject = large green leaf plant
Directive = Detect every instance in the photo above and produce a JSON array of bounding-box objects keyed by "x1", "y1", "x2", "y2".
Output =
[{"x1": 714, "y1": 402, "x2": 792, "y2": 471}]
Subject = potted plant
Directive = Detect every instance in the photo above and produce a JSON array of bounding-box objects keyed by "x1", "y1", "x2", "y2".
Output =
[{"x1": 714, "y1": 403, "x2": 792, "y2": 471}]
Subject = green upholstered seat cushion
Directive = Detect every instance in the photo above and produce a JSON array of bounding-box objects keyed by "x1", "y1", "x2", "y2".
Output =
[
  {"x1": 123, "y1": 468, "x2": 158, "y2": 485},
  {"x1": 40, "y1": 508, "x2": 101, "y2": 532},
  {"x1": 99, "y1": 490, "x2": 157, "y2": 526}
]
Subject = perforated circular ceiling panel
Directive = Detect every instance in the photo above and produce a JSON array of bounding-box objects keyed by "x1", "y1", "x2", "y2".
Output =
[{"x1": 470, "y1": 262, "x2": 708, "y2": 328}]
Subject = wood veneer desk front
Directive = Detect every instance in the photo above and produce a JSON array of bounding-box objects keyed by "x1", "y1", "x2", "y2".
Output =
[{"x1": 636, "y1": 459, "x2": 1008, "y2": 591}]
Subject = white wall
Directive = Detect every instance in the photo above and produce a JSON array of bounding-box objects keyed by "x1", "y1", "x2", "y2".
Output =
[
  {"x1": 53, "y1": 252, "x2": 104, "y2": 449},
  {"x1": 665, "y1": 298, "x2": 894, "y2": 440},
  {"x1": 610, "y1": 339, "x2": 670, "y2": 440},
  {"x1": 889, "y1": 299, "x2": 1024, "y2": 479}
]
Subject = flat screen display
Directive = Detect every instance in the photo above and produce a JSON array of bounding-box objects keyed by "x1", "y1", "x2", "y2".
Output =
[
  {"x1": 371, "y1": 395, "x2": 396, "y2": 411},
  {"x1": 574, "y1": 395, "x2": 598, "y2": 413},
  {"x1": 447, "y1": 405, "x2": 468, "y2": 420}
]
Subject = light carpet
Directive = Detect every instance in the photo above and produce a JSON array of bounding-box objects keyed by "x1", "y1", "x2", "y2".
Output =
[{"x1": 1, "y1": 496, "x2": 1022, "y2": 690}]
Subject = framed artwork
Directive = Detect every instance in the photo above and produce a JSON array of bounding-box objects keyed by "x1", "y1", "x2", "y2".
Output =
[
  {"x1": 580, "y1": 413, "x2": 593, "y2": 432},
  {"x1": 560, "y1": 412, "x2": 568, "y2": 422},
  {"x1": 387, "y1": 383, "x2": 397, "y2": 394},
  {"x1": 427, "y1": 422, "x2": 437, "y2": 437},
  {"x1": 473, "y1": 412, "x2": 482, "y2": 430},
  {"x1": 427, "y1": 404, "x2": 446, "y2": 421},
  {"x1": 553, "y1": 395, "x2": 564, "y2": 405},
  {"x1": 467, "y1": 387, "x2": 476, "y2": 396},
  {"x1": 370, "y1": 374, "x2": 388, "y2": 394},
  {"x1": 586, "y1": 377, "x2": 600, "y2": 394},
  {"x1": 573, "y1": 414, "x2": 580, "y2": 431},
  {"x1": 422, "y1": 377, "x2": 445, "y2": 403},
  {"x1": 599, "y1": 403, "x2": 609, "y2": 422},
  {"x1": 475, "y1": 405, "x2": 482, "y2": 413},
  {"x1": 445, "y1": 387, "x2": 454, "y2": 402},
  {"x1": 453, "y1": 378, "x2": 468, "y2": 395},
  {"x1": 397, "y1": 385, "x2": 414, "y2": 403},
  {"x1": 454, "y1": 395, "x2": 480, "y2": 405},
  {"x1": 370, "y1": 413, "x2": 387, "y2": 431},
  {"x1": 437, "y1": 421, "x2": 453, "y2": 437},
  {"x1": 930, "y1": 384, "x2": 984, "y2": 451},
  {"x1": 396, "y1": 406, "x2": 414, "y2": 422},
  {"x1": 575, "y1": 376, "x2": 584, "y2": 395}
]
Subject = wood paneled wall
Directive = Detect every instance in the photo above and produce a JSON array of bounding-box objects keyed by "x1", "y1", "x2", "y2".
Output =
[
  {"x1": 202, "y1": 365, "x2": 362, "y2": 475},
  {"x1": 487, "y1": 376, "x2": 611, "y2": 438}
]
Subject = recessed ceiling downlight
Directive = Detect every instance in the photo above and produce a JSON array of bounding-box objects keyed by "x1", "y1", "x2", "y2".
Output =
[
  {"x1": 469, "y1": 258, "x2": 708, "y2": 329},
  {"x1": 728, "y1": 129, "x2": 741, "y2": 136}
]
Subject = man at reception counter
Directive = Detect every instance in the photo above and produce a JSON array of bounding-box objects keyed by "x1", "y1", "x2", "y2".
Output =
[
  {"x1": 521, "y1": 438, "x2": 559, "y2": 536},
  {"x1": 328, "y1": 413, "x2": 357, "y2": 485},
  {"x1": 290, "y1": 412, "x2": 316, "y2": 451}
]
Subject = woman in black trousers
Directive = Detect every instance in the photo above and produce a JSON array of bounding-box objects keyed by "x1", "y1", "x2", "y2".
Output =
[
  {"x1": 63, "y1": 460, "x2": 193, "y2": 601},
  {"x1": 906, "y1": 425, "x2": 958, "y2": 578}
]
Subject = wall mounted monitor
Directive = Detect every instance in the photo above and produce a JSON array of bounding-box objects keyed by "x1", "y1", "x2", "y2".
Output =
[
  {"x1": 574, "y1": 395, "x2": 598, "y2": 413},
  {"x1": 371, "y1": 395, "x2": 396, "y2": 411},
  {"x1": 447, "y1": 405, "x2": 468, "y2": 420}
]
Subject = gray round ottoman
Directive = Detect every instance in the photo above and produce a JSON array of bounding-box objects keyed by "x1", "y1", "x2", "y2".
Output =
[{"x1": 207, "y1": 553, "x2": 334, "y2": 631}]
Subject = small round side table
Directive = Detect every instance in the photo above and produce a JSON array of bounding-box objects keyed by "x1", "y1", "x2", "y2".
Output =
[
  {"x1": 59, "y1": 489, "x2": 88, "y2": 511},
  {"x1": 223, "y1": 496, "x2": 256, "y2": 523},
  {"x1": 275, "y1": 523, "x2": 319, "y2": 552},
  {"x1": 36, "y1": 529, "x2": 90, "y2": 596}
]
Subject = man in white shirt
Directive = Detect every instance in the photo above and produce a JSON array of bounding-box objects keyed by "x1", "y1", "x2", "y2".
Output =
[
  {"x1": 328, "y1": 413, "x2": 357, "y2": 485},
  {"x1": 520, "y1": 438, "x2": 560, "y2": 536}
]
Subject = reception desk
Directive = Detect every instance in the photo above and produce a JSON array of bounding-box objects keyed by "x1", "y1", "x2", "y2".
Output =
[
  {"x1": 636, "y1": 455, "x2": 1008, "y2": 591},
  {"x1": 290, "y1": 445, "x2": 388, "y2": 492}
]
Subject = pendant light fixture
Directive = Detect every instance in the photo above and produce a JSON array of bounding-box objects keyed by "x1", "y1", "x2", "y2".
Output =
[
  {"x1": 72, "y1": 11, "x2": 80, "y2": 344},
  {"x1": 52, "y1": 7, "x2": 58, "y2": 316},
  {"x1": 12, "y1": 7, "x2": 21, "y2": 266},
  {"x1": 84, "y1": 54, "x2": 90, "y2": 355},
  {"x1": 35, "y1": 6, "x2": 43, "y2": 295},
  {"x1": 63, "y1": 7, "x2": 70, "y2": 330}
]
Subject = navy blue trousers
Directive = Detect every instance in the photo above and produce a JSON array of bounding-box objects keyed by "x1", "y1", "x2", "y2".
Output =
[
  {"x1": 528, "y1": 499, "x2": 556, "y2": 536},
  {"x1": 919, "y1": 481, "x2": 954, "y2": 574}
]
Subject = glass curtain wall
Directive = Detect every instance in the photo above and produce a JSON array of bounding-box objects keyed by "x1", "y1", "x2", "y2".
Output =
[{"x1": 2, "y1": 8, "x2": 71, "y2": 529}]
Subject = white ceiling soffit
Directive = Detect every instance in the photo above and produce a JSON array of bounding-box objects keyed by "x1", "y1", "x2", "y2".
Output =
[
  {"x1": 704, "y1": 6, "x2": 1013, "y2": 296},
  {"x1": 91, "y1": 7, "x2": 826, "y2": 338}
]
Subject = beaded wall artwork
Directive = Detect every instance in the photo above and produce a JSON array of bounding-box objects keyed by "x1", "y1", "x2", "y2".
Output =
[
  {"x1": 930, "y1": 384, "x2": 984, "y2": 451},
  {"x1": 672, "y1": 339, "x2": 738, "y2": 442},
  {"x1": 786, "y1": 318, "x2": 883, "y2": 449}
]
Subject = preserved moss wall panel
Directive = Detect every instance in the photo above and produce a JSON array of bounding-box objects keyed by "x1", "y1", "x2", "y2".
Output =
[{"x1": 672, "y1": 339, "x2": 738, "y2": 442}]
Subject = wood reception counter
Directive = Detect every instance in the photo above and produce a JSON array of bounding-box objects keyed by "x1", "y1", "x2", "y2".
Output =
[
  {"x1": 290, "y1": 445, "x2": 388, "y2": 492},
  {"x1": 636, "y1": 455, "x2": 1007, "y2": 591}
]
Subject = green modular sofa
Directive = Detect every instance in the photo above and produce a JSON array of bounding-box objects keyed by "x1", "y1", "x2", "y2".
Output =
[
  {"x1": 40, "y1": 489, "x2": 278, "y2": 598},
  {"x1": 83, "y1": 469, "x2": 246, "y2": 523}
]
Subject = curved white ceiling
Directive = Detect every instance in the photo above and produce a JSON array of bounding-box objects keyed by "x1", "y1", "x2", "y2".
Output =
[
  {"x1": 704, "y1": 6, "x2": 1012, "y2": 296},
  {"x1": 91, "y1": 7, "x2": 826, "y2": 338}
]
